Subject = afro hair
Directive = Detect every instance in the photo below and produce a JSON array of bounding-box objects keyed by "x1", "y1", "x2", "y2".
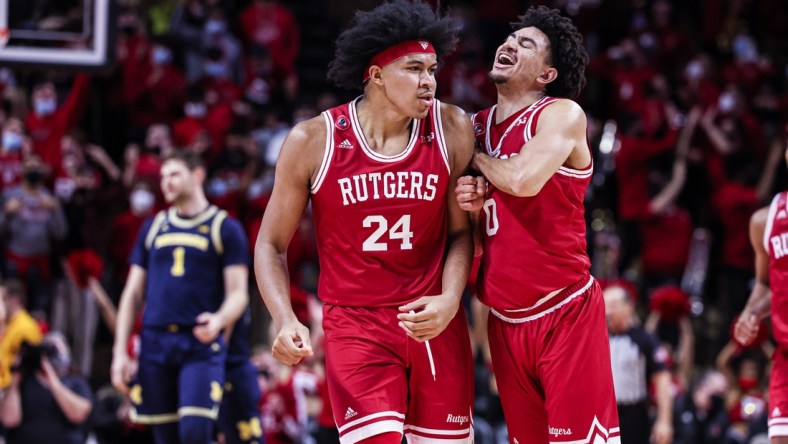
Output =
[
  {"x1": 512, "y1": 6, "x2": 589, "y2": 99},
  {"x1": 327, "y1": 0, "x2": 459, "y2": 90}
]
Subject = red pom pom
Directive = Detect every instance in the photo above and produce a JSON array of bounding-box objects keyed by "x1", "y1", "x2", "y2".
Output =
[
  {"x1": 67, "y1": 249, "x2": 105, "y2": 289},
  {"x1": 649, "y1": 285, "x2": 690, "y2": 322}
]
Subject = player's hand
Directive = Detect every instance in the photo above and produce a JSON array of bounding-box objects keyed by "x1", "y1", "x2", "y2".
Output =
[
  {"x1": 193, "y1": 312, "x2": 224, "y2": 344},
  {"x1": 397, "y1": 293, "x2": 460, "y2": 342},
  {"x1": 734, "y1": 312, "x2": 759, "y2": 346},
  {"x1": 272, "y1": 320, "x2": 313, "y2": 366},
  {"x1": 455, "y1": 175, "x2": 485, "y2": 212},
  {"x1": 111, "y1": 353, "x2": 135, "y2": 394},
  {"x1": 650, "y1": 418, "x2": 673, "y2": 444}
]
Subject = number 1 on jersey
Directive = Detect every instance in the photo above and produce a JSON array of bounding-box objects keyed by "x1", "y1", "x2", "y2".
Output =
[
  {"x1": 171, "y1": 247, "x2": 186, "y2": 276},
  {"x1": 363, "y1": 215, "x2": 414, "y2": 251}
]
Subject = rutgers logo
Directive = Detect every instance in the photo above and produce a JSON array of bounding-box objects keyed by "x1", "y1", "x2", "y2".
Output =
[
  {"x1": 335, "y1": 116, "x2": 350, "y2": 130},
  {"x1": 473, "y1": 123, "x2": 485, "y2": 135}
]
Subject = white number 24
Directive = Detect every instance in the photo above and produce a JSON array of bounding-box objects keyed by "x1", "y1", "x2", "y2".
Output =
[{"x1": 362, "y1": 215, "x2": 414, "y2": 251}]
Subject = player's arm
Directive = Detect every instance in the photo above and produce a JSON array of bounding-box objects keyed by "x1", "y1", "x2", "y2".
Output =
[
  {"x1": 254, "y1": 117, "x2": 323, "y2": 365},
  {"x1": 111, "y1": 264, "x2": 147, "y2": 394},
  {"x1": 472, "y1": 99, "x2": 587, "y2": 197},
  {"x1": 734, "y1": 207, "x2": 771, "y2": 345},
  {"x1": 398, "y1": 103, "x2": 474, "y2": 342}
]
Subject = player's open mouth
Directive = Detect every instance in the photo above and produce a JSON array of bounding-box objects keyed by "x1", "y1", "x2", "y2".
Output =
[{"x1": 495, "y1": 52, "x2": 515, "y2": 67}]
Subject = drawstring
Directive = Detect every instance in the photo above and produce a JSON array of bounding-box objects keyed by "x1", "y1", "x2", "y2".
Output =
[
  {"x1": 410, "y1": 310, "x2": 436, "y2": 381},
  {"x1": 425, "y1": 339, "x2": 436, "y2": 381}
]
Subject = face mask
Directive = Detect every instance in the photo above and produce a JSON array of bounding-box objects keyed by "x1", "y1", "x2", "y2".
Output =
[
  {"x1": 130, "y1": 189, "x2": 155, "y2": 214},
  {"x1": 685, "y1": 60, "x2": 704, "y2": 79},
  {"x1": 24, "y1": 170, "x2": 44, "y2": 185},
  {"x1": 184, "y1": 102, "x2": 207, "y2": 119},
  {"x1": 152, "y1": 47, "x2": 172, "y2": 65},
  {"x1": 205, "y1": 20, "x2": 226, "y2": 35},
  {"x1": 733, "y1": 35, "x2": 758, "y2": 63},
  {"x1": 208, "y1": 178, "x2": 228, "y2": 197},
  {"x1": 121, "y1": 24, "x2": 137, "y2": 36},
  {"x1": 34, "y1": 98, "x2": 56, "y2": 116},
  {"x1": 718, "y1": 93, "x2": 737, "y2": 114},
  {"x1": 204, "y1": 62, "x2": 226, "y2": 78},
  {"x1": 738, "y1": 377, "x2": 759, "y2": 392},
  {"x1": 2, "y1": 131, "x2": 23, "y2": 151}
]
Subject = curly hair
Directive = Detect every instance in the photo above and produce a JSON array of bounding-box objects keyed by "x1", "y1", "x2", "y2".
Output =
[
  {"x1": 327, "y1": 0, "x2": 459, "y2": 90},
  {"x1": 512, "y1": 6, "x2": 589, "y2": 99}
]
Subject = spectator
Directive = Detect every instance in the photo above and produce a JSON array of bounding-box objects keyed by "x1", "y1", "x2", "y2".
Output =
[
  {"x1": 238, "y1": 0, "x2": 299, "y2": 100},
  {"x1": 0, "y1": 155, "x2": 67, "y2": 314},
  {"x1": 24, "y1": 75, "x2": 90, "y2": 169},
  {"x1": 673, "y1": 370, "x2": 730, "y2": 444},
  {"x1": 0, "y1": 332, "x2": 93, "y2": 444},
  {"x1": 108, "y1": 181, "x2": 157, "y2": 290},
  {"x1": 0, "y1": 117, "x2": 30, "y2": 193},
  {"x1": 126, "y1": 41, "x2": 187, "y2": 127},
  {"x1": 0, "y1": 279, "x2": 43, "y2": 390}
]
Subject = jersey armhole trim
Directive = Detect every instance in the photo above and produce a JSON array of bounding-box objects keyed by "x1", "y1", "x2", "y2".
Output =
[
  {"x1": 145, "y1": 211, "x2": 168, "y2": 250},
  {"x1": 311, "y1": 111, "x2": 335, "y2": 194},
  {"x1": 211, "y1": 210, "x2": 229, "y2": 255},
  {"x1": 764, "y1": 193, "x2": 781, "y2": 252},
  {"x1": 433, "y1": 100, "x2": 451, "y2": 174}
]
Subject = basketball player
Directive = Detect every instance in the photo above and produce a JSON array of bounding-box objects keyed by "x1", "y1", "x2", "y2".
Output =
[
  {"x1": 734, "y1": 131, "x2": 788, "y2": 443},
  {"x1": 111, "y1": 150, "x2": 250, "y2": 444},
  {"x1": 455, "y1": 6, "x2": 620, "y2": 443},
  {"x1": 254, "y1": 1, "x2": 475, "y2": 443}
]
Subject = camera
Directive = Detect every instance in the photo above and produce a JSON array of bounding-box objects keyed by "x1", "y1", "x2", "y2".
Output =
[{"x1": 12, "y1": 341, "x2": 59, "y2": 375}]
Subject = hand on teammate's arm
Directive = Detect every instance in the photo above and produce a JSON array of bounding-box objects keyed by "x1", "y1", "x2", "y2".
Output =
[{"x1": 455, "y1": 175, "x2": 485, "y2": 212}]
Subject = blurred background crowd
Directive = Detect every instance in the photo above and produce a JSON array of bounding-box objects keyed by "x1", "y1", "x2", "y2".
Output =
[{"x1": 0, "y1": 0, "x2": 786, "y2": 443}]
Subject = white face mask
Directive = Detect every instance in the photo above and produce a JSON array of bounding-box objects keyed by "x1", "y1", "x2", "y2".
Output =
[
  {"x1": 130, "y1": 189, "x2": 155, "y2": 214},
  {"x1": 34, "y1": 98, "x2": 57, "y2": 116},
  {"x1": 2, "y1": 131, "x2": 23, "y2": 151},
  {"x1": 184, "y1": 102, "x2": 207, "y2": 119}
]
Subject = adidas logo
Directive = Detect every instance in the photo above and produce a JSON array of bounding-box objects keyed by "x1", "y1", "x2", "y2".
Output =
[
  {"x1": 344, "y1": 407, "x2": 358, "y2": 420},
  {"x1": 419, "y1": 41, "x2": 429, "y2": 49},
  {"x1": 775, "y1": 407, "x2": 783, "y2": 417},
  {"x1": 779, "y1": 210, "x2": 787, "y2": 219},
  {"x1": 338, "y1": 139, "x2": 354, "y2": 149},
  {"x1": 513, "y1": 438, "x2": 519, "y2": 444}
]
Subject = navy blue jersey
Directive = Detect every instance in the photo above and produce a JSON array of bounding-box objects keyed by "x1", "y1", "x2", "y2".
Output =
[
  {"x1": 130, "y1": 205, "x2": 249, "y2": 328},
  {"x1": 227, "y1": 309, "x2": 252, "y2": 367}
]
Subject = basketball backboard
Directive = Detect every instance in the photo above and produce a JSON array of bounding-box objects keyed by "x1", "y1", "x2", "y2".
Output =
[{"x1": 0, "y1": 0, "x2": 115, "y2": 70}]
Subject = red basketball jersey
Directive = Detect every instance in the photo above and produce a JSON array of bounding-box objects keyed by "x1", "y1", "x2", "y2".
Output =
[
  {"x1": 763, "y1": 191, "x2": 788, "y2": 346},
  {"x1": 311, "y1": 98, "x2": 451, "y2": 307},
  {"x1": 472, "y1": 97, "x2": 592, "y2": 313}
]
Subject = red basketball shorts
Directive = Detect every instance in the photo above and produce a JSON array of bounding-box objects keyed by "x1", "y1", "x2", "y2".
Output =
[
  {"x1": 769, "y1": 347, "x2": 788, "y2": 438},
  {"x1": 322, "y1": 304, "x2": 474, "y2": 444},
  {"x1": 487, "y1": 277, "x2": 620, "y2": 444}
]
